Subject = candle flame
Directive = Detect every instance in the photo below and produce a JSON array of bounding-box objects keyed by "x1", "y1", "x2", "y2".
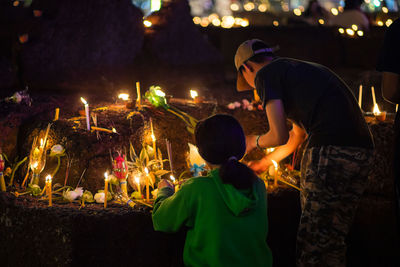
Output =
[
  {"x1": 143, "y1": 20, "x2": 152, "y2": 27},
  {"x1": 271, "y1": 160, "x2": 278, "y2": 169},
  {"x1": 155, "y1": 89, "x2": 165, "y2": 97},
  {"x1": 32, "y1": 162, "x2": 38, "y2": 168},
  {"x1": 104, "y1": 172, "x2": 109, "y2": 181},
  {"x1": 135, "y1": 176, "x2": 140, "y2": 184},
  {"x1": 144, "y1": 167, "x2": 149, "y2": 174},
  {"x1": 373, "y1": 103, "x2": 381, "y2": 115},
  {"x1": 118, "y1": 93, "x2": 130, "y2": 101},
  {"x1": 190, "y1": 90, "x2": 198, "y2": 99},
  {"x1": 45, "y1": 175, "x2": 52, "y2": 182},
  {"x1": 80, "y1": 97, "x2": 87, "y2": 105},
  {"x1": 170, "y1": 175, "x2": 175, "y2": 182},
  {"x1": 112, "y1": 128, "x2": 117, "y2": 133}
]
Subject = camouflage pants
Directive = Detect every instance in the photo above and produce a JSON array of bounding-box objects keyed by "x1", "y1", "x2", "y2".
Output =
[{"x1": 297, "y1": 145, "x2": 373, "y2": 267}]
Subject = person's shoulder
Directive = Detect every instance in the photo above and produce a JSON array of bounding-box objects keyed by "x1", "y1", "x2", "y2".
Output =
[{"x1": 181, "y1": 176, "x2": 214, "y2": 188}]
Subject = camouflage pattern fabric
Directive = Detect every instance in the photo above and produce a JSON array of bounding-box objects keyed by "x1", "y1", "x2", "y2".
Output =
[{"x1": 297, "y1": 145, "x2": 374, "y2": 267}]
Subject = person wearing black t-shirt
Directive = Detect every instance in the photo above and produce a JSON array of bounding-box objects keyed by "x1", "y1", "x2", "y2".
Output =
[
  {"x1": 377, "y1": 18, "x2": 400, "y2": 236},
  {"x1": 235, "y1": 39, "x2": 374, "y2": 267}
]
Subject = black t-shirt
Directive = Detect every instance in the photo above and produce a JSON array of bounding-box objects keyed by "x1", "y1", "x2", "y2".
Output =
[
  {"x1": 255, "y1": 57, "x2": 374, "y2": 149},
  {"x1": 377, "y1": 18, "x2": 400, "y2": 74}
]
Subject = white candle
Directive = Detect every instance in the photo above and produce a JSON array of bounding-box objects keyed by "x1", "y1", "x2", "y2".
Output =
[
  {"x1": 80, "y1": 97, "x2": 90, "y2": 131},
  {"x1": 371, "y1": 86, "x2": 377, "y2": 107},
  {"x1": 358, "y1": 85, "x2": 363, "y2": 109}
]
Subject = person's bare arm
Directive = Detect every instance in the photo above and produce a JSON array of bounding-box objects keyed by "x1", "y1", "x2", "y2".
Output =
[
  {"x1": 248, "y1": 123, "x2": 307, "y2": 173},
  {"x1": 381, "y1": 72, "x2": 400, "y2": 104},
  {"x1": 246, "y1": 99, "x2": 289, "y2": 153}
]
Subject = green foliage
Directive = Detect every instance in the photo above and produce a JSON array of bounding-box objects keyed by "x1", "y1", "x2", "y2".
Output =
[
  {"x1": 131, "y1": 191, "x2": 142, "y2": 199},
  {"x1": 127, "y1": 142, "x2": 170, "y2": 188},
  {"x1": 82, "y1": 190, "x2": 95, "y2": 203},
  {"x1": 28, "y1": 184, "x2": 41, "y2": 196},
  {"x1": 145, "y1": 86, "x2": 169, "y2": 109}
]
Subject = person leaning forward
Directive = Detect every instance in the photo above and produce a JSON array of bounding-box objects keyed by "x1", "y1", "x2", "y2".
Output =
[{"x1": 235, "y1": 39, "x2": 374, "y2": 267}]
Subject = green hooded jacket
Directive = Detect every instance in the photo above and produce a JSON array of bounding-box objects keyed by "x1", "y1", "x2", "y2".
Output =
[{"x1": 152, "y1": 169, "x2": 273, "y2": 267}]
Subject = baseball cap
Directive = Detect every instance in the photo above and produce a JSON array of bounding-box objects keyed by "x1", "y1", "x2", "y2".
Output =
[{"x1": 234, "y1": 39, "x2": 278, "y2": 91}]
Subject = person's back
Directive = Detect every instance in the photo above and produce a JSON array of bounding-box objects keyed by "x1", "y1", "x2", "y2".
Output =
[
  {"x1": 152, "y1": 114, "x2": 273, "y2": 267},
  {"x1": 256, "y1": 57, "x2": 373, "y2": 149}
]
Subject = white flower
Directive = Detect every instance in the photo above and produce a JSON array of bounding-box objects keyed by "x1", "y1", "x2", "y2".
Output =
[
  {"x1": 234, "y1": 101, "x2": 241, "y2": 108},
  {"x1": 63, "y1": 187, "x2": 84, "y2": 201},
  {"x1": 94, "y1": 192, "x2": 105, "y2": 203},
  {"x1": 247, "y1": 105, "x2": 253, "y2": 111},
  {"x1": 13, "y1": 92, "x2": 22, "y2": 103},
  {"x1": 227, "y1": 103, "x2": 236, "y2": 110},
  {"x1": 50, "y1": 145, "x2": 65, "y2": 156}
]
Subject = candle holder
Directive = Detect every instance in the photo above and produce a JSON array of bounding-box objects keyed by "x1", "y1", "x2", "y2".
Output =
[{"x1": 29, "y1": 138, "x2": 47, "y2": 185}]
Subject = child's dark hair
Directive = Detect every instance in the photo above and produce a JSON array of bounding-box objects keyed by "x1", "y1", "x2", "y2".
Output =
[{"x1": 195, "y1": 114, "x2": 258, "y2": 189}]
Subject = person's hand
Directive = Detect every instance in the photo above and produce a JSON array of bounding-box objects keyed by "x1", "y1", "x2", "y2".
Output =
[
  {"x1": 245, "y1": 135, "x2": 258, "y2": 154},
  {"x1": 158, "y1": 179, "x2": 174, "y2": 190},
  {"x1": 248, "y1": 157, "x2": 273, "y2": 174}
]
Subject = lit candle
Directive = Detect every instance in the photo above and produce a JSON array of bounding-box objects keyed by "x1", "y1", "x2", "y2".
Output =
[
  {"x1": 271, "y1": 160, "x2": 278, "y2": 187},
  {"x1": 396, "y1": 104, "x2": 398, "y2": 113},
  {"x1": 80, "y1": 97, "x2": 91, "y2": 131},
  {"x1": 373, "y1": 103, "x2": 386, "y2": 121},
  {"x1": 190, "y1": 90, "x2": 198, "y2": 101},
  {"x1": 136, "y1": 82, "x2": 141, "y2": 109},
  {"x1": 45, "y1": 175, "x2": 52, "y2": 207},
  {"x1": 135, "y1": 175, "x2": 141, "y2": 197},
  {"x1": 150, "y1": 118, "x2": 157, "y2": 160},
  {"x1": 358, "y1": 85, "x2": 363, "y2": 109},
  {"x1": 170, "y1": 175, "x2": 176, "y2": 185},
  {"x1": 118, "y1": 93, "x2": 130, "y2": 101},
  {"x1": 371, "y1": 86, "x2": 377, "y2": 107},
  {"x1": 54, "y1": 108, "x2": 59, "y2": 121},
  {"x1": 144, "y1": 167, "x2": 150, "y2": 202},
  {"x1": 104, "y1": 172, "x2": 109, "y2": 208}
]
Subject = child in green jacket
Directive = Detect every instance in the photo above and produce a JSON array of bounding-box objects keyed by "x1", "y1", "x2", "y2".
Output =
[{"x1": 152, "y1": 114, "x2": 273, "y2": 267}]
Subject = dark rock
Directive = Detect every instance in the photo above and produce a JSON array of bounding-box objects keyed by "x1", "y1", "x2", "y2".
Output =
[
  {"x1": 0, "y1": 57, "x2": 17, "y2": 95},
  {"x1": 19, "y1": 0, "x2": 145, "y2": 93}
]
